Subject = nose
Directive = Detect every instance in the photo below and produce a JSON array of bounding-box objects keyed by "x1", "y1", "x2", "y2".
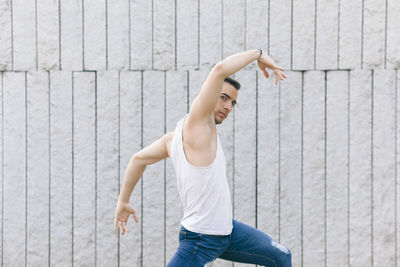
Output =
[{"x1": 224, "y1": 102, "x2": 232, "y2": 112}]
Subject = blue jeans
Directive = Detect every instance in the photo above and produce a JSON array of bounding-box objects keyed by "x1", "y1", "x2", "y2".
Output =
[{"x1": 167, "y1": 220, "x2": 292, "y2": 267}]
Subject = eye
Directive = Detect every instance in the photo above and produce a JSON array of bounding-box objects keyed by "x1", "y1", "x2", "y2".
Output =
[{"x1": 221, "y1": 95, "x2": 227, "y2": 101}]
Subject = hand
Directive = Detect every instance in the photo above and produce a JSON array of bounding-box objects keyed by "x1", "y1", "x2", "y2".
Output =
[
  {"x1": 257, "y1": 53, "x2": 287, "y2": 85},
  {"x1": 114, "y1": 200, "x2": 138, "y2": 235}
]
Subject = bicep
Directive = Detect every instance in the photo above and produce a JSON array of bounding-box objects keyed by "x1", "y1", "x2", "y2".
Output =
[{"x1": 133, "y1": 133, "x2": 171, "y2": 166}]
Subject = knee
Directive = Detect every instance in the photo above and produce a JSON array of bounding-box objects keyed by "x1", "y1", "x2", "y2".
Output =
[{"x1": 270, "y1": 240, "x2": 292, "y2": 267}]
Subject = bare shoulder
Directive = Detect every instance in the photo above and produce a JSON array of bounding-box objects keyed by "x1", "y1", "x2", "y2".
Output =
[{"x1": 183, "y1": 113, "x2": 214, "y2": 148}]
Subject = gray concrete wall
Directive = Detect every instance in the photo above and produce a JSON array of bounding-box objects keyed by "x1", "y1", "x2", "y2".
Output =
[{"x1": 1, "y1": 0, "x2": 399, "y2": 266}]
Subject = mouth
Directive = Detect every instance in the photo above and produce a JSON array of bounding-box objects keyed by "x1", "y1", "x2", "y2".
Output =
[{"x1": 219, "y1": 112, "x2": 226, "y2": 118}]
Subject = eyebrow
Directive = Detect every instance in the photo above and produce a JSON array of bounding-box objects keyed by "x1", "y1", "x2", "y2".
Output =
[{"x1": 222, "y1": 93, "x2": 237, "y2": 105}]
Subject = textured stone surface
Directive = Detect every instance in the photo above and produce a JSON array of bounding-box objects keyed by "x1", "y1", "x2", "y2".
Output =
[
  {"x1": 257, "y1": 70, "x2": 280, "y2": 240},
  {"x1": 142, "y1": 71, "x2": 165, "y2": 266},
  {"x1": 0, "y1": 0, "x2": 12, "y2": 70},
  {"x1": 177, "y1": 0, "x2": 198, "y2": 70},
  {"x1": 96, "y1": 71, "x2": 119, "y2": 266},
  {"x1": 372, "y1": 70, "x2": 396, "y2": 266},
  {"x1": 107, "y1": 0, "x2": 129, "y2": 70},
  {"x1": 302, "y1": 71, "x2": 325, "y2": 266},
  {"x1": 49, "y1": 71, "x2": 73, "y2": 266},
  {"x1": 165, "y1": 71, "x2": 187, "y2": 263},
  {"x1": 130, "y1": 0, "x2": 152, "y2": 69},
  {"x1": 13, "y1": 0, "x2": 36, "y2": 70},
  {"x1": 153, "y1": 0, "x2": 175, "y2": 70},
  {"x1": 316, "y1": 0, "x2": 338, "y2": 70},
  {"x1": 84, "y1": 0, "x2": 106, "y2": 70},
  {"x1": 26, "y1": 72, "x2": 49, "y2": 266},
  {"x1": 60, "y1": 0, "x2": 83, "y2": 70},
  {"x1": 3, "y1": 72, "x2": 26, "y2": 266},
  {"x1": 199, "y1": 0, "x2": 222, "y2": 68},
  {"x1": 363, "y1": 0, "x2": 386, "y2": 69},
  {"x1": 279, "y1": 71, "x2": 302, "y2": 267},
  {"x1": 397, "y1": 70, "x2": 400, "y2": 267},
  {"x1": 339, "y1": 0, "x2": 362, "y2": 69},
  {"x1": 293, "y1": 0, "x2": 315, "y2": 70},
  {"x1": 73, "y1": 72, "x2": 96, "y2": 266},
  {"x1": 222, "y1": 0, "x2": 245, "y2": 59},
  {"x1": 269, "y1": 0, "x2": 291, "y2": 69},
  {"x1": 0, "y1": 73, "x2": 2, "y2": 262},
  {"x1": 37, "y1": 0, "x2": 59, "y2": 70},
  {"x1": 349, "y1": 70, "x2": 372, "y2": 267},
  {"x1": 119, "y1": 71, "x2": 142, "y2": 267},
  {"x1": 326, "y1": 71, "x2": 349, "y2": 267},
  {"x1": 387, "y1": 0, "x2": 400, "y2": 69}
]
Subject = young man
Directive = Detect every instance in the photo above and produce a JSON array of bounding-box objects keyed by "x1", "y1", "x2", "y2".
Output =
[{"x1": 114, "y1": 49, "x2": 291, "y2": 266}]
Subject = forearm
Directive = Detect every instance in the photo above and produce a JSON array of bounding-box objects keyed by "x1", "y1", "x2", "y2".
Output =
[
  {"x1": 216, "y1": 49, "x2": 260, "y2": 77},
  {"x1": 118, "y1": 156, "x2": 146, "y2": 203}
]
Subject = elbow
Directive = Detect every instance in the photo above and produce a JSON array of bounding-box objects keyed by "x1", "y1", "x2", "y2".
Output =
[
  {"x1": 131, "y1": 153, "x2": 145, "y2": 167},
  {"x1": 213, "y1": 62, "x2": 227, "y2": 78}
]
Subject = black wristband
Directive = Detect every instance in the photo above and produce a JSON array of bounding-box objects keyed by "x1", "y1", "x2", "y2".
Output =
[{"x1": 257, "y1": 49, "x2": 262, "y2": 62}]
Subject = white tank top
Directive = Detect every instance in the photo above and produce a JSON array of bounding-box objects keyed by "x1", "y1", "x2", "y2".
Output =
[{"x1": 169, "y1": 114, "x2": 233, "y2": 235}]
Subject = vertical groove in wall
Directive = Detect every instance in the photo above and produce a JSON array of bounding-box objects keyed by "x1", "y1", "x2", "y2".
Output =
[
  {"x1": 290, "y1": 0, "x2": 293, "y2": 70},
  {"x1": 35, "y1": 0, "x2": 38, "y2": 70},
  {"x1": 267, "y1": 0, "x2": 270, "y2": 55},
  {"x1": 324, "y1": 71, "x2": 327, "y2": 267},
  {"x1": 232, "y1": 96, "x2": 235, "y2": 220},
  {"x1": 151, "y1": 0, "x2": 154, "y2": 69},
  {"x1": 314, "y1": 0, "x2": 317, "y2": 70},
  {"x1": 82, "y1": 0, "x2": 85, "y2": 70},
  {"x1": 395, "y1": 69, "x2": 398, "y2": 267},
  {"x1": 255, "y1": 70, "x2": 258, "y2": 228},
  {"x1": 371, "y1": 70, "x2": 374, "y2": 267},
  {"x1": 347, "y1": 70, "x2": 350, "y2": 266},
  {"x1": 221, "y1": 0, "x2": 223, "y2": 60},
  {"x1": 71, "y1": 71, "x2": 74, "y2": 267},
  {"x1": 301, "y1": 71, "x2": 304, "y2": 267},
  {"x1": 337, "y1": 0, "x2": 341, "y2": 69},
  {"x1": 94, "y1": 71, "x2": 98, "y2": 267},
  {"x1": 58, "y1": 0, "x2": 61, "y2": 70},
  {"x1": 105, "y1": 0, "x2": 108, "y2": 70},
  {"x1": 48, "y1": 71, "x2": 51, "y2": 267},
  {"x1": 24, "y1": 72, "x2": 27, "y2": 267},
  {"x1": 384, "y1": 0, "x2": 388, "y2": 69},
  {"x1": 117, "y1": 71, "x2": 120, "y2": 267},
  {"x1": 278, "y1": 81, "x2": 281, "y2": 242},
  {"x1": 163, "y1": 71, "x2": 166, "y2": 266},
  {"x1": 11, "y1": 0, "x2": 14, "y2": 71},
  {"x1": 128, "y1": 0, "x2": 131, "y2": 70},
  {"x1": 244, "y1": 0, "x2": 247, "y2": 52},
  {"x1": 1, "y1": 72, "x2": 3, "y2": 267},
  {"x1": 174, "y1": 0, "x2": 177, "y2": 70},
  {"x1": 140, "y1": 70, "x2": 143, "y2": 267},
  {"x1": 197, "y1": 0, "x2": 200, "y2": 69},
  {"x1": 186, "y1": 71, "x2": 189, "y2": 113},
  {"x1": 361, "y1": 0, "x2": 364, "y2": 69}
]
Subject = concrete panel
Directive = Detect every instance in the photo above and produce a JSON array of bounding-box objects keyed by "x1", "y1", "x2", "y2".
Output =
[
  {"x1": 222, "y1": 0, "x2": 245, "y2": 59},
  {"x1": 363, "y1": 0, "x2": 386, "y2": 69},
  {"x1": 397, "y1": 70, "x2": 400, "y2": 267},
  {"x1": 176, "y1": 0, "x2": 198, "y2": 70},
  {"x1": 130, "y1": 0, "x2": 152, "y2": 70},
  {"x1": 232, "y1": 71, "x2": 256, "y2": 227},
  {"x1": 0, "y1": 0, "x2": 12, "y2": 70},
  {"x1": 142, "y1": 71, "x2": 165, "y2": 266},
  {"x1": 84, "y1": 0, "x2": 106, "y2": 70},
  {"x1": 303, "y1": 71, "x2": 325, "y2": 266},
  {"x1": 107, "y1": 0, "x2": 129, "y2": 70},
  {"x1": 3, "y1": 72, "x2": 26, "y2": 266},
  {"x1": 60, "y1": 0, "x2": 82, "y2": 70},
  {"x1": 96, "y1": 71, "x2": 119, "y2": 266},
  {"x1": 316, "y1": 0, "x2": 339, "y2": 70},
  {"x1": 387, "y1": 0, "x2": 400, "y2": 69},
  {"x1": 339, "y1": 0, "x2": 362, "y2": 69},
  {"x1": 269, "y1": 0, "x2": 291, "y2": 69},
  {"x1": 49, "y1": 71, "x2": 73, "y2": 266},
  {"x1": 153, "y1": 0, "x2": 175, "y2": 70},
  {"x1": 73, "y1": 71, "x2": 96, "y2": 266},
  {"x1": 165, "y1": 71, "x2": 187, "y2": 263},
  {"x1": 326, "y1": 71, "x2": 349, "y2": 267},
  {"x1": 257, "y1": 70, "x2": 280, "y2": 240},
  {"x1": 26, "y1": 71, "x2": 49, "y2": 266},
  {"x1": 372, "y1": 70, "x2": 396, "y2": 266},
  {"x1": 199, "y1": 0, "x2": 222, "y2": 68},
  {"x1": 13, "y1": 0, "x2": 35, "y2": 70},
  {"x1": 0, "y1": 73, "x2": 2, "y2": 262},
  {"x1": 279, "y1": 71, "x2": 302, "y2": 266},
  {"x1": 245, "y1": 0, "x2": 268, "y2": 70},
  {"x1": 349, "y1": 70, "x2": 372, "y2": 267},
  {"x1": 292, "y1": 0, "x2": 315, "y2": 70},
  {"x1": 119, "y1": 71, "x2": 142, "y2": 267},
  {"x1": 37, "y1": 0, "x2": 59, "y2": 70}
]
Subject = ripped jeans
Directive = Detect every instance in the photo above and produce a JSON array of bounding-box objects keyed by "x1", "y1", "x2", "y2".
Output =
[{"x1": 166, "y1": 220, "x2": 292, "y2": 267}]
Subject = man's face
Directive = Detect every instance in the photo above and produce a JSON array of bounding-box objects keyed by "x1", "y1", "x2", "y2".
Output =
[{"x1": 214, "y1": 82, "x2": 238, "y2": 125}]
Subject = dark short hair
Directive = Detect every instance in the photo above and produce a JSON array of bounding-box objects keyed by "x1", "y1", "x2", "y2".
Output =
[{"x1": 224, "y1": 76, "x2": 241, "y2": 90}]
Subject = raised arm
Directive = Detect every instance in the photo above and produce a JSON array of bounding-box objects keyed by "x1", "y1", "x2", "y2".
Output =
[{"x1": 187, "y1": 49, "x2": 285, "y2": 127}]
